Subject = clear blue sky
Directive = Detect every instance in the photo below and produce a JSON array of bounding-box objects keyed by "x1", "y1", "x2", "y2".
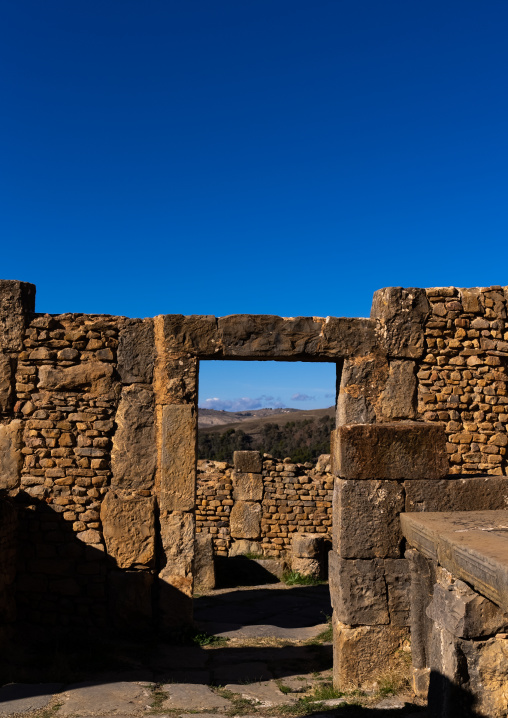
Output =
[{"x1": 2, "y1": 1, "x2": 507, "y2": 410}]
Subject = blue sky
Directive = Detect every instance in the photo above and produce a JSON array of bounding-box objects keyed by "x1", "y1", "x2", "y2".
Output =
[{"x1": 2, "y1": 1, "x2": 508, "y2": 410}]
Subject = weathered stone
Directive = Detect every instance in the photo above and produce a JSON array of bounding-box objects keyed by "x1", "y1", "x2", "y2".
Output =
[
  {"x1": 159, "y1": 511, "x2": 194, "y2": 627},
  {"x1": 158, "y1": 314, "x2": 220, "y2": 355},
  {"x1": 229, "y1": 539, "x2": 261, "y2": 557},
  {"x1": 38, "y1": 361, "x2": 114, "y2": 394},
  {"x1": 405, "y1": 476, "x2": 508, "y2": 513},
  {"x1": 159, "y1": 403, "x2": 196, "y2": 512},
  {"x1": 459, "y1": 287, "x2": 482, "y2": 314},
  {"x1": 154, "y1": 353, "x2": 198, "y2": 405},
  {"x1": 111, "y1": 385, "x2": 156, "y2": 491},
  {"x1": 233, "y1": 450, "x2": 263, "y2": 473},
  {"x1": 108, "y1": 570, "x2": 153, "y2": 633},
  {"x1": 336, "y1": 354, "x2": 388, "y2": 425},
  {"x1": 371, "y1": 286, "x2": 430, "y2": 358},
  {"x1": 0, "y1": 280, "x2": 35, "y2": 352},
  {"x1": 379, "y1": 360, "x2": 417, "y2": 420},
  {"x1": 460, "y1": 634, "x2": 508, "y2": 718},
  {"x1": 230, "y1": 501, "x2": 261, "y2": 539},
  {"x1": 219, "y1": 315, "x2": 323, "y2": 359},
  {"x1": 427, "y1": 578, "x2": 508, "y2": 639},
  {"x1": 100, "y1": 490, "x2": 155, "y2": 569},
  {"x1": 333, "y1": 479, "x2": 404, "y2": 558},
  {"x1": 291, "y1": 533, "x2": 322, "y2": 559},
  {"x1": 384, "y1": 558, "x2": 411, "y2": 627},
  {"x1": 291, "y1": 557, "x2": 321, "y2": 578},
  {"x1": 329, "y1": 552, "x2": 389, "y2": 625},
  {"x1": 0, "y1": 683, "x2": 63, "y2": 716},
  {"x1": 162, "y1": 683, "x2": 231, "y2": 711},
  {"x1": 0, "y1": 353, "x2": 13, "y2": 413},
  {"x1": 0, "y1": 420, "x2": 23, "y2": 490},
  {"x1": 406, "y1": 548, "x2": 436, "y2": 671},
  {"x1": 320, "y1": 317, "x2": 376, "y2": 358},
  {"x1": 233, "y1": 471, "x2": 263, "y2": 501},
  {"x1": 59, "y1": 681, "x2": 150, "y2": 716},
  {"x1": 117, "y1": 318, "x2": 154, "y2": 384},
  {"x1": 333, "y1": 616, "x2": 409, "y2": 689},
  {"x1": 335, "y1": 422, "x2": 448, "y2": 480},
  {"x1": 194, "y1": 533, "x2": 215, "y2": 591}
]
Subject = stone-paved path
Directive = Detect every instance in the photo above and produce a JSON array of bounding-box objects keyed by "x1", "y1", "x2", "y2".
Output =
[{"x1": 0, "y1": 583, "x2": 427, "y2": 717}]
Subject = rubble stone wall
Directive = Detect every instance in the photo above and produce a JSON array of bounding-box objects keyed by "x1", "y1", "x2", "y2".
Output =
[{"x1": 196, "y1": 455, "x2": 333, "y2": 557}]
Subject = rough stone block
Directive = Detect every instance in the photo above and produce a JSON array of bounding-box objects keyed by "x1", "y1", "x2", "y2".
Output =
[
  {"x1": 412, "y1": 667, "x2": 430, "y2": 698},
  {"x1": 108, "y1": 570, "x2": 153, "y2": 634},
  {"x1": 159, "y1": 510, "x2": 195, "y2": 622},
  {"x1": 291, "y1": 557, "x2": 321, "y2": 578},
  {"x1": 384, "y1": 558, "x2": 411, "y2": 627},
  {"x1": 333, "y1": 616, "x2": 409, "y2": 689},
  {"x1": 335, "y1": 422, "x2": 448, "y2": 480},
  {"x1": 0, "y1": 420, "x2": 23, "y2": 490},
  {"x1": 379, "y1": 360, "x2": 417, "y2": 420},
  {"x1": 111, "y1": 385, "x2": 156, "y2": 491},
  {"x1": 329, "y1": 552, "x2": 389, "y2": 625},
  {"x1": 291, "y1": 533, "x2": 322, "y2": 559},
  {"x1": 194, "y1": 533, "x2": 215, "y2": 592},
  {"x1": 233, "y1": 472, "x2": 263, "y2": 501},
  {"x1": 0, "y1": 353, "x2": 13, "y2": 413},
  {"x1": 320, "y1": 317, "x2": 377, "y2": 358},
  {"x1": 0, "y1": 280, "x2": 35, "y2": 352},
  {"x1": 427, "y1": 579, "x2": 508, "y2": 639},
  {"x1": 38, "y1": 362, "x2": 114, "y2": 395},
  {"x1": 404, "y1": 476, "x2": 508, "y2": 513},
  {"x1": 371, "y1": 286, "x2": 430, "y2": 359},
  {"x1": 218, "y1": 315, "x2": 323, "y2": 359},
  {"x1": 333, "y1": 479, "x2": 404, "y2": 558},
  {"x1": 100, "y1": 490, "x2": 155, "y2": 569},
  {"x1": 406, "y1": 548, "x2": 436, "y2": 670},
  {"x1": 233, "y1": 451, "x2": 262, "y2": 474},
  {"x1": 460, "y1": 634, "x2": 508, "y2": 718},
  {"x1": 159, "y1": 403, "x2": 196, "y2": 512},
  {"x1": 336, "y1": 354, "x2": 388, "y2": 425},
  {"x1": 117, "y1": 319, "x2": 154, "y2": 384},
  {"x1": 158, "y1": 314, "x2": 220, "y2": 356},
  {"x1": 229, "y1": 540, "x2": 261, "y2": 557},
  {"x1": 154, "y1": 353, "x2": 198, "y2": 405},
  {"x1": 230, "y1": 501, "x2": 261, "y2": 539}
]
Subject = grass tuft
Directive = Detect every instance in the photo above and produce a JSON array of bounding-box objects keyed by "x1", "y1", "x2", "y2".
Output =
[{"x1": 281, "y1": 570, "x2": 323, "y2": 586}]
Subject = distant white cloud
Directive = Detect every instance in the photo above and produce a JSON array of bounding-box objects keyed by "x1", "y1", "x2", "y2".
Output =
[
  {"x1": 324, "y1": 392, "x2": 335, "y2": 399},
  {"x1": 200, "y1": 395, "x2": 284, "y2": 411},
  {"x1": 291, "y1": 393, "x2": 315, "y2": 402}
]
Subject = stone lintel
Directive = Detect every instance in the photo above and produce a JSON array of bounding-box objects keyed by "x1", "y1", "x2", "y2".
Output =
[
  {"x1": 401, "y1": 510, "x2": 508, "y2": 613},
  {"x1": 334, "y1": 422, "x2": 448, "y2": 480}
]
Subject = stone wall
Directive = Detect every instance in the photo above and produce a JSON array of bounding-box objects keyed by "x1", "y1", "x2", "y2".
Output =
[{"x1": 196, "y1": 454, "x2": 333, "y2": 557}]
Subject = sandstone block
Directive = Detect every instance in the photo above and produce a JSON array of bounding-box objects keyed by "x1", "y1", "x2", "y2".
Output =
[
  {"x1": 154, "y1": 353, "x2": 198, "y2": 405},
  {"x1": 218, "y1": 315, "x2": 323, "y2": 359},
  {"x1": 291, "y1": 533, "x2": 322, "y2": 558},
  {"x1": 229, "y1": 539, "x2": 261, "y2": 557},
  {"x1": 0, "y1": 280, "x2": 35, "y2": 352},
  {"x1": 194, "y1": 533, "x2": 215, "y2": 591},
  {"x1": 329, "y1": 552, "x2": 389, "y2": 625},
  {"x1": 371, "y1": 286, "x2": 430, "y2": 359},
  {"x1": 159, "y1": 511, "x2": 195, "y2": 627},
  {"x1": 404, "y1": 476, "x2": 508, "y2": 513},
  {"x1": 100, "y1": 490, "x2": 155, "y2": 569},
  {"x1": 291, "y1": 557, "x2": 321, "y2": 578},
  {"x1": 38, "y1": 362, "x2": 114, "y2": 394},
  {"x1": 117, "y1": 319, "x2": 154, "y2": 384},
  {"x1": 379, "y1": 360, "x2": 417, "y2": 420},
  {"x1": 333, "y1": 479, "x2": 404, "y2": 558},
  {"x1": 336, "y1": 355, "x2": 388, "y2": 425},
  {"x1": 233, "y1": 451, "x2": 262, "y2": 473},
  {"x1": 459, "y1": 287, "x2": 481, "y2": 314},
  {"x1": 233, "y1": 471, "x2": 263, "y2": 501},
  {"x1": 406, "y1": 548, "x2": 436, "y2": 670},
  {"x1": 460, "y1": 634, "x2": 508, "y2": 718},
  {"x1": 230, "y1": 501, "x2": 261, "y2": 539},
  {"x1": 0, "y1": 420, "x2": 23, "y2": 490},
  {"x1": 333, "y1": 616, "x2": 409, "y2": 689},
  {"x1": 157, "y1": 314, "x2": 220, "y2": 355},
  {"x1": 111, "y1": 386, "x2": 156, "y2": 491},
  {"x1": 384, "y1": 558, "x2": 411, "y2": 627},
  {"x1": 159, "y1": 404, "x2": 196, "y2": 512},
  {"x1": 320, "y1": 317, "x2": 376, "y2": 358},
  {"x1": 335, "y1": 422, "x2": 448, "y2": 480},
  {"x1": 0, "y1": 353, "x2": 13, "y2": 413}
]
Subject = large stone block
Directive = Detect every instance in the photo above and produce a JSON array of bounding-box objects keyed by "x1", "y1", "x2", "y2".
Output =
[
  {"x1": 329, "y1": 552, "x2": 389, "y2": 625},
  {"x1": 406, "y1": 548, "x2": 436, "y2": 671},
  {"x1": 320, "y1": 317, "x2": 377, "y2": 358},
  {"x1": 111, "y1": 386, "x2": 156, "y2": 491},
  {"x1": 336, "y1": 354, "x2": 388, "y2": 425},
  {"x1": 379, "y1": 360, "x2": 417, "y2": 420},
  {"x1": 38, "y1": 362, "x2": 114, "y2": 394},
  {"x1": 100, "y1": 490, "x2": 155, "y2": 569},
  {"x1": 291, "y1": 533, "x2": 322, "y2": 559},
  {"x1": 194, "y1": 533, "x2": 215, "y2": 592},
  {"x1": 335, "y1": 422, "x2": 448, "y2": 480},
  {"x1": 153, "y1": 353, "x2": 198, "y2": 405},
  {"x1": 0, "y1": 280, "x2": 35, "y2": 352},
  {"x1": 232, "y1": 472, "x2": 263, "y2": 501},
  {"x1": 371, "y1": 286, "x2": 430, "y2": 359},
  {"x1": 158, "y1": 404, "x2": 196, "y2": 512},
  {"x1": 117, "y1": 319, "x2": 154, "y2": 384},
  {"x1": 291, "y1": 557, "x2": 321, "y2": 578},
  {"x1": 157, "y1": 314, "x2": 220, "y2": 356},
  {"x1": 218, "y1": 315, "x2": 323, "y2": 359},
  {"x1": 233, "y1": 451, "x2": 262, "y2": 474},
  {"x1": 0, "y1": 353, "x2": 13, "y2": 413},
  {"x1": 230, "y1": 501, "x2": 261, "y2": 539},
  {"x1": 385, "y1": 558, "x2": 411, "y2": 627},
  {"x1": 159, "y1": 511, "x2": 194, "y2": 627},
  {"x1": 0, "y1": 420, "x2": 23, "y2": 490},
  {"x1": 460, "y1": 634, "x2": 508, "y2": 718},
  {"x1": 404, "y1": 476, "x2": 508, "y2": 513},
  {"x1": 333, "y1": 616, "x2": 409, "y2": 689},
  {"x1": 333, "y1": 479, "x2": 404, "y2": 558}
]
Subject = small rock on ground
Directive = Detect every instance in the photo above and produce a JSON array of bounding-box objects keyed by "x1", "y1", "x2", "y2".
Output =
[
  {"x1": 162, "y1": 683, "x2": 231, "y2": 711},
  {"x1": 0, "y1": 683, "x2": 63, "y2": 716}
]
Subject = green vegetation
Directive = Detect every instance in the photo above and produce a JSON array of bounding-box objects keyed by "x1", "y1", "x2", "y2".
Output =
[
  {"x1": 281, "y1": 570, "x2": 323, "y2": 586},
  {"x1": 307, "y1": 615, "x2": 333, "y2": 644},
  {"x1": 198, "y1": 415, "x2": 335, "y2": 463},
  {"x1": 149, "y1": 683, "x2": 169, "y2": 711}
]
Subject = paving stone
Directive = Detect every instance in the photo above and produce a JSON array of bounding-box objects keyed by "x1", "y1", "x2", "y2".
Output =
[
  {"x1": 0, "y1": 683, "x2": 63, "y2": 716},
  {"x1": 224, "y1": 680, "x2": 294, "y2": 706},
  {"x1": 213, "y1": 661, "x2": 272, "y2": 684},
  {"x1": 59, "y1": 681, "x2": 150, "y2": 716},
  {"x1": 161, "y1": 683, "x2": 231, "y2": 711}
]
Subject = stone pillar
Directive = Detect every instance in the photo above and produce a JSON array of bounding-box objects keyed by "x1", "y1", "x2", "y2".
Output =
[
  {"x1": 291, "y1": 533, "x2": 323, "y2": 578},
  {"x1": 229, "y1": 451, "x2": 263, "y2": 553},
  {"x1": 330, "y1": 422, "x2": 448, "y2": 689}
]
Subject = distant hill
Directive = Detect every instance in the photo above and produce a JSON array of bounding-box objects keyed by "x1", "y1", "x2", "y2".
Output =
[{"x1": 198, "y1": 406, "x2": 335, "y2": 463}]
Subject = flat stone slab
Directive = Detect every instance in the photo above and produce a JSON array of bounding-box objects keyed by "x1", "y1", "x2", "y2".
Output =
[
  {"x1": 401, "y1": 510, "x2": 508, "y2": 611},
  {"x1": 59, "y1": 681, "x2": 150, "y2": 715},
  {"x1": 213, "y1": 661, "x2": 273, "y2": 684},
  {"x1": 204, "y1": 622, "x2": 327, "y2": 640},
  {"x1": 161, "y1": 683, "x2": 231, "y2": 711},
  {"x1": 0, "y1": 683, "x2": 63, "y2": 715},
  {"x1": 224, "y1": 681, "x2": 294, "y2": 707}
]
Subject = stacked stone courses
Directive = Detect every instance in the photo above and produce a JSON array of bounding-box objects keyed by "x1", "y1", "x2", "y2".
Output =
[{"x1": 196, "y1": 455, "x2": 333, "y2": 556}]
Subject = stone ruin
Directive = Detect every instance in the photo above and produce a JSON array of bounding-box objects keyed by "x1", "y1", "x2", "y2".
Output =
[{"x1": 1, "y1": 279, "x2": 508, "y2": 714}]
